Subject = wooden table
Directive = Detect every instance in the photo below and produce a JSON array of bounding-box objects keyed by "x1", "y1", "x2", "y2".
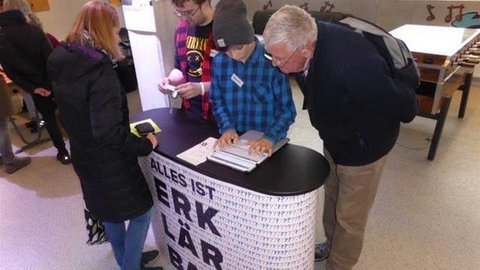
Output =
[{"x1": 391, "y1": 24, "x2": 480, "y2": 160}]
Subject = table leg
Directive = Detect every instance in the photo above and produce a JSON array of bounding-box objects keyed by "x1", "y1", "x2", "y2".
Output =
[
  {"x1": 428, "y1": 97, "x2": 452, "y2": 161},
  {"x1": 458, "y1": 72, "x2": 473, "y2": 119}
]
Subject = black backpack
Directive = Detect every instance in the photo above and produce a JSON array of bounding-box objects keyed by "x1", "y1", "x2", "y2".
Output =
[{"x1": 338, "y1": 16, "x2": 421, "y2": 90}]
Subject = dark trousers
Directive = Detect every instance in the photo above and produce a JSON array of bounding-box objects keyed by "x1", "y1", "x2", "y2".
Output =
[{"x1": 32, "y1": 94, "x2": 65, "y2": 151}]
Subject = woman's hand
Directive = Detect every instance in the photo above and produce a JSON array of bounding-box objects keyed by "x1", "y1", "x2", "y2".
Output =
[
  {"x1": 146, "y1": 133, "x2": 158, "y2": 149},
  {"x1": 33, "y1": 87, "x2": 51, "y2": 97}
]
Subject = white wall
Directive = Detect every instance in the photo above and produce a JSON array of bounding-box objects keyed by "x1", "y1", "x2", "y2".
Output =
[
  {"x1": 35, "y1": 0, "x2": 88, "y2": 40},
  {"x1": 36, "y1": 1, "x2": 480, "y2": 41},
  {"x1": 377, "y1": 0, "x2": 480, "y2": 30},
  {"x1": 245, "y1": 0, "x2": 479, "y2": 29},
  {"x1": 244, "y1": 0, "x2": 380, "y2": 22},
  {"x1": 36, "y1": 0, "x2": 480, "y2": 77},
  {"x1": 245, "y1": 0, "x2": 480, "y2": 77},
  {"x1": 35, "y1": 0, "x2": 125, "y2": 41}
]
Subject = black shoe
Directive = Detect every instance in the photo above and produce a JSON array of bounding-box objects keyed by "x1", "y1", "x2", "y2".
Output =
[
  {"x1": 314, "y1": 242, "x2": 331, "y2": 262},
  {"x1": 56, "y1": 150, "x2": 71, "y2": 165},
  {"x1": 142, "y1": 250, "x2": 159, "y2": 265},
  {"x1": 29, "y1": 120, "x2": 45, "y2": 133},
  {"x1": 38, "y1": 119, "x2": 45, "y2": 129},
  {"x1": 141, "y1": 267, "x2": 163, "y2": 270},
  {"x1": 4, "y1": 157, "x2": 32, "y2": 174}
]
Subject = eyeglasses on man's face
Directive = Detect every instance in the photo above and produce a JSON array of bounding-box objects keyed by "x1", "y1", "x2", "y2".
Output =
[
  {"x1": 173, "y1": 5, "x2": 200, "y2": 17},
  {"x1": 264, "y1": 46, "x2": 299, "y2": 68}
]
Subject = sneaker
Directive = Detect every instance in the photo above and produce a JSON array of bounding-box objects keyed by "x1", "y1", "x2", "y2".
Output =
[
  {"x1": 56, "y1": 150, "x2": 71, "y2": 165},
  {"x1": 4, "y1": 157, "x2": 32, "y2": 174},
  {"x1": 141, "y1": 267, "x2": 163, "y2": 270},
  {"x1": 314, "y1": 242, "x2": 331, "y2": 262},
  {"x1": 29, "y1": 120, "x2": 45, "y2": 133},
  {"x1": 38, "y1": 119, "x2": 46, "y2": 129},
  {"x1": 142, "y1": 250, "x2": 160, "y2": 265}
]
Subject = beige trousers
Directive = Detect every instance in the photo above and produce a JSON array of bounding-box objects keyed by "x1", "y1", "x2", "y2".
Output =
[{"x1": 323, "y1": 150, "x2": 387, "y2": 270}]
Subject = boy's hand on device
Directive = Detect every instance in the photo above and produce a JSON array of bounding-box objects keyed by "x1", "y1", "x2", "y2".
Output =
[
  {"x1": 214, "y1": 130, "x2": 239, "y2": 149},
  {"x1": 248, "y1": 139, "x2": 273, "y2": 156}
]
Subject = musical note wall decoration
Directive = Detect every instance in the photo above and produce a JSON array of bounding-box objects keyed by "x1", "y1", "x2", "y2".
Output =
[
  {"x1": 451, "y1": 12, "x2": 480, "y2": 28},
  {"x1": 299, "y1": 2, "x2": 309, "y2": 11},
  {"x1": 263, "y1": 0, "x2": 273, "y2": 10},
  {"x1": 320, "y1": 1, "x2": 335, "y2": 13},
  {"x1": 424, "y1": 4, "x2": 474, "y2": 26},
  {"x1": 445, "y1": 4, "x2": 464, "y2": 23},
  {"x1": 426, "y1": 4, "x2": 435, "y2": 21}
]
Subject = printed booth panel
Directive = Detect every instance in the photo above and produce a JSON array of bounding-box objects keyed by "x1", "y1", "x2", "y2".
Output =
[{"x1": 139, "y1": 152, "x2": 319, "y2": 270}]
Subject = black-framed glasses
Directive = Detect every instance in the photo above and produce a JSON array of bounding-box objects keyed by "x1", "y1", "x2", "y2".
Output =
[
  {"x1": 173, "y1": 5, "x2": 200, "y2": 17},
  {"x1": 264, "y1": 47, "x2": 299, "y2": 67}
]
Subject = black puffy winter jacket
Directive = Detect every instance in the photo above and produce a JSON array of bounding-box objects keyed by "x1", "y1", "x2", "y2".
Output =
[{"x1": 47, "y1": 42, "x2": 153, "y2": 222}]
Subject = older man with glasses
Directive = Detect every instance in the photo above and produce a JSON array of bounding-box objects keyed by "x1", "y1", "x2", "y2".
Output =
[
  {"x1": 263, "y1": 6, "x2": 418, "y2": 270},
  {"x1": 157, "y1": 0, "x2": 215, "y2": 120}
]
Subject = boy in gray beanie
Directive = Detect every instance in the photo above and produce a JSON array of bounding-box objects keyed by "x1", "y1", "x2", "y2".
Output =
[
  {"x1": 212, "y1": 0, "x2": 253, "y2": 48},
  {"x1": 210, "y1": 0, "x2": 296, "y2": 156}
]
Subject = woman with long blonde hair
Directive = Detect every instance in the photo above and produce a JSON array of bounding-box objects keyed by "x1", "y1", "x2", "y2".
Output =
[{"x1": 47, "y1": 1, "x2": 159, "y2": 269}]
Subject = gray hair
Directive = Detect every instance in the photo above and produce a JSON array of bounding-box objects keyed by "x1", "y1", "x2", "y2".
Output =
[
  {"x1": 3, "y1": 0, "x2": 43, "y2": 30},
  {"x1": 263, "y1": 5, "x2": 317, "y2": 52}
]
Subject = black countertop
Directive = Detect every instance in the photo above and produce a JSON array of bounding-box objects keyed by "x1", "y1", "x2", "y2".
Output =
[{"x1": 132, "y1": 108, "x2": 329, "y2": 196}]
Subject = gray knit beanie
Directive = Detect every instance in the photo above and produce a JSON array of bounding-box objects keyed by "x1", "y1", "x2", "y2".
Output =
[{"x1": 213, "y1": 0, "x2": 254, "y2": 48}]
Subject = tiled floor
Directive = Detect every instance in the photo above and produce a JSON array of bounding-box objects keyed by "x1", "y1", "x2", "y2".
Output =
[{"x1": 1, "y1": 79, "x2": 479, "y2": 270}]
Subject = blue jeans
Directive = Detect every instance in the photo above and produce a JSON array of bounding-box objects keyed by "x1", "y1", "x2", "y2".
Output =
[{"x1": 104, "y1": 208, "x2": 152, "y2": 270}]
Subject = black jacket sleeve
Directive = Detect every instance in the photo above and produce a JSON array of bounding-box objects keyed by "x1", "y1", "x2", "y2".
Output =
[
  {"x1": 40, "y1": 32, "x2": 54, "y2": 90},
  {"x1": 88, "y1": 64, "x2": 153, "y2": 157},
  {"x1": 0, "y1": 29, "x2": 53, "y2": 93},
  {"x1": 344, "y1": 49, "x2": 418, "y2": 123}
]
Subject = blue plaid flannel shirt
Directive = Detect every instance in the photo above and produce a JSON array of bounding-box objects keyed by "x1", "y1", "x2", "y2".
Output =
[{"x1": 210, "y1": 40, "x2": 296, "y2": 144}]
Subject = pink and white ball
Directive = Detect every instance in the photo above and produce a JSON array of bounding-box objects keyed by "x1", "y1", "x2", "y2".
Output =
[{"x1": 168, "y1": 69, "x2": 184, "y2": 86}]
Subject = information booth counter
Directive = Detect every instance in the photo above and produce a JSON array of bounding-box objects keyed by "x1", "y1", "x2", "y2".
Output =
[{"x1": 134, "y1": 109, "x2": 329, "y2": 270}]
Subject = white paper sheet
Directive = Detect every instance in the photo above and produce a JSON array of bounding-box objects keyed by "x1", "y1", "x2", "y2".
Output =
[{"x1": 176, "y1": 137, "x2": 217, "y2": 166}]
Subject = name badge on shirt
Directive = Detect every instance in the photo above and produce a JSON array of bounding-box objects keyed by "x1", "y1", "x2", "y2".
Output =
[{"x1": 231, "y1": 73, "x2": 244, "y2": 88}]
